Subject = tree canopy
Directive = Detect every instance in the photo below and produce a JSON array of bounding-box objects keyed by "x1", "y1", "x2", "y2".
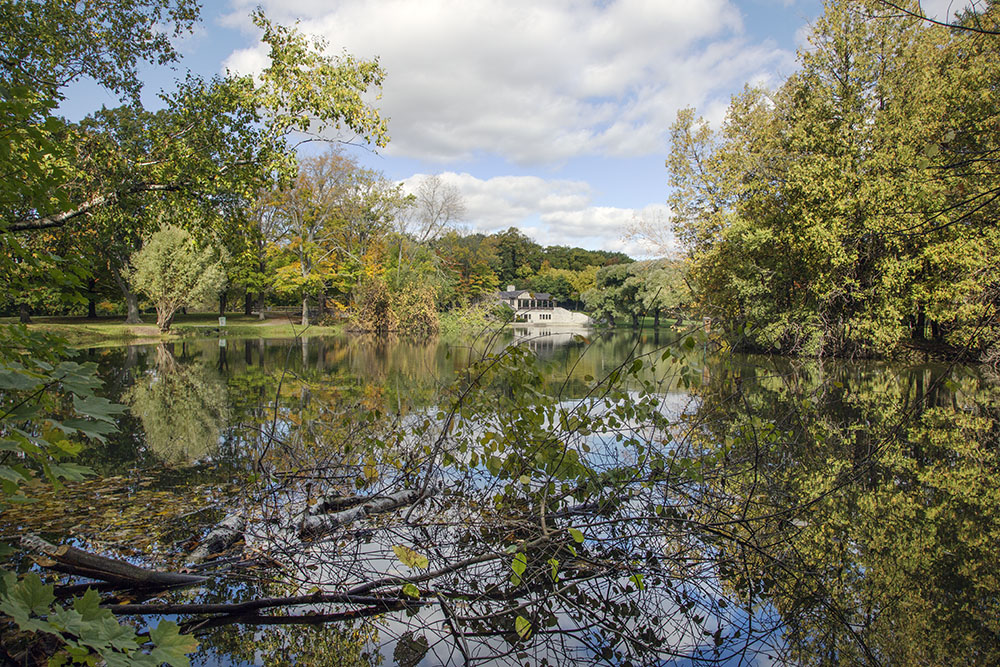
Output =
[{"x1": 668, "y1": 0, "x2": 1000, "y2": 358}]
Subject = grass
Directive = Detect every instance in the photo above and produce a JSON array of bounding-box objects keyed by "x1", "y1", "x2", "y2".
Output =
[{"x1": 1, "y1": 312, "x2": 344, "y2": 348}]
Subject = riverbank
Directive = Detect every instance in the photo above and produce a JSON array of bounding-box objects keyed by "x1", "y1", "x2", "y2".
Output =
[{"x1": 0, "y1": 313, "x2": 344, "y2": 347}]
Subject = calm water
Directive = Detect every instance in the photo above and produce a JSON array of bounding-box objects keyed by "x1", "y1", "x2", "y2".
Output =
[{"x1": 11, "y1": 329, "x2": 1000, "y2": 666}]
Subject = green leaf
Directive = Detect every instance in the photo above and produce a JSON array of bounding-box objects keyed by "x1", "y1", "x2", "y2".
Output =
[
  {"x1": 4, "y1": 573, "x2": 55, "y2": 617},
  {"x1": 0, "y1": 368, "x2": 41, "y2": 391},
  {"x1": 511, "y1": 552, "x2": 527, "y2": 576},
  {"x1": 0, "y1": 465, "x2": 29, "y2": 484},
  {"x1": 515, "y1": 615, "x2": 532, "y2": 639},
  {"x1": 72, "y1": 588, "x2": 106, "y2": 622},
  {"x1": 48, "y1": 462, "x2": 92, "y2": 482},
  {"x1": 148, "y1": 621, "x2": 199, "y2": 667},
  {"x1": 71, "y1": 395, "x2": 126, "y2": 423},
  {"x1": 402, "y1": 583, "x2": 420, "y2": 598},
  {"x1": 392, "y1": 545, "x2": 429, "y2": 570},
  {"x1": 568, "y1": 528, "x2": 585, "y2": 543}
]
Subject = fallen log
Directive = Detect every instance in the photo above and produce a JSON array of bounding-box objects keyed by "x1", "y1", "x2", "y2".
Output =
[
  {"x1": 189, "y1": 513, "x2": 246, "y2": 563},
  {"x1": 306, "y1": 492, "x2": 368, "y2": 516},
  {"x1": 22, "y1": 535, "x2": 207, "y2": 590},
  {"x1": 299, "y1": 489, "x2": 426, "y2": 538}
]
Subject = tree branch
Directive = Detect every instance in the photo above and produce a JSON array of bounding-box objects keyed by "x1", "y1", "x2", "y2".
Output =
[{"x1": 8, "y1": 183, "x2": 186, "y2": 233}]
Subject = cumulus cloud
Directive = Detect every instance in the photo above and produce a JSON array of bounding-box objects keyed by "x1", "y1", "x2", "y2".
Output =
[
  {"x1": 398, "y1": 172, "x2": 673, "y2": 256},
  {"x1": 221, "y1": 0, "x2": 796, "y2": 164}
]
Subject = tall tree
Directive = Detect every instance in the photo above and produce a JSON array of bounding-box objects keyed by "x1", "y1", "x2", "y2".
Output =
[
  {"x1": 665, "y1": 0, "x2": 996, "y2": 357},
  {"x1": 269, "y1": 149, "x2": 408, "y2": 325}
]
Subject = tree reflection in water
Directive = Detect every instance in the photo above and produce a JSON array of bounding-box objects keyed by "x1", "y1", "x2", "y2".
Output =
[
  {"x1": 125, "y1": 343, "x2": 228, "y2": 465},
  {"x1": 53, "y1": 334, "x2": 1000, "y2": 665}
]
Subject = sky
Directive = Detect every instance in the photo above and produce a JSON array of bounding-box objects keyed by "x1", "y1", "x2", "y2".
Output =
[{"x1": 61, "y1": 0, "x2": 967, "y2": 257}]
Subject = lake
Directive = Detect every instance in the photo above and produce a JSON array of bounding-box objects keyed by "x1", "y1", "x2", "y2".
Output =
[{"x1": 7, "y1": 327, "x2": 999, "y2": 666}]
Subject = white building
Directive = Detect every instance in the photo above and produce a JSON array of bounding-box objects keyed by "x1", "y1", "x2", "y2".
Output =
[{"x1": 497, "y1": 285, "x2": 592, "y2": 326}]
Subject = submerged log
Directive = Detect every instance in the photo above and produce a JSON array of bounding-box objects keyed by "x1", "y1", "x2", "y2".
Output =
[
  {"x1": 189, "y1": 513, "x2": 246, "y2": 563},
  {"x1": 299, "y1": 489, "x2": 426, "y2": 538},
  {"x1": 22, "y1": 535, "x2": 207, "y2": 590}
]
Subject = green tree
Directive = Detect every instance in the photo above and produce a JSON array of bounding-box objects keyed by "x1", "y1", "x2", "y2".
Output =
[
  {"x1": 268, "y1": 149, "x2": 406, "y2": 325},
  {"x1": 129, "y1": 224, "x2": 226, "y2": 332},
  {"x1": 667, "y1": 0, "x2": 999, "y2": 356},
  {"x1": 493, "y1": 228, "x2": 543, "y2": 287}
]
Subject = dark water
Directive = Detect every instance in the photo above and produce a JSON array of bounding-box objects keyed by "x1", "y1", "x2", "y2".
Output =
[{"x1": 13, "y1": 329, "x2": 1000, "y2": 666}]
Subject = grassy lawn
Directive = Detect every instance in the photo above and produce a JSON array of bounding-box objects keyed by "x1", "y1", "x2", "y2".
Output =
[{"x1": 1, "y1": 312, "x2": 344, "y2": 347}]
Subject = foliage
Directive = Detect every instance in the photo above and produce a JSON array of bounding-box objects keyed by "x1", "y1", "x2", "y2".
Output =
[
  {"x1": 438, "y1": 300, "x2": 511, "y2": 338},
  {"x1": 682, "y1": 353, "x2": 1000, "y2": 664},
  {"x1": 0, "y1": 326, "x2": 199, "y2": 664},
  {"x1": 0, "y1": 581, "x2": 196, "y2": 667},
  {"x1": 350, "y1": 275, "x2": 439, "y2": 336},
  {"x1": 432, "y1": 232, "x2": 500, "y2": 308},
  {"x1": 582, "y1": 260, "x2": 687, "y2": 327},
  {"x1": 266, "y1": 148, "x2": 409, "y2": 325},
  {"x1": 0, "y1": 0, "x2": 199, "y2": 101},
  {"x1": 669, "y1": 0, "x2": 1000, "y2": 357},
  {"x1": 129, "y1": 225, "x2": 227, "y2": 332}
]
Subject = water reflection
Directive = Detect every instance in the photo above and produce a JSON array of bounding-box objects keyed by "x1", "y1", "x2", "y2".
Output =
[
  {"x1": 125, "y1": 344, "x2": 229, "y2": 465},
  {"x1": 21, "y1": 334, "x2": 1000, "y2": 665}
]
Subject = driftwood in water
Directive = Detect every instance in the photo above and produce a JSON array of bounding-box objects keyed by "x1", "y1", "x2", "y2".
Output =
[
  {"x1": 306, "y1": 493, "x2": 369, "y2": 516},
  {"x1": 299, "y1": 489, "x2": 426, "y2": 538},
  {"x1": 22, "y1": 535, "x2": 207, "y2": 590},
  {"x1": 189, "y1": 513, "x2": 246, "y2": 563}
]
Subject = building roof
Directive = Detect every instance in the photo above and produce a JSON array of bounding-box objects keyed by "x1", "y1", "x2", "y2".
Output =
[{"x1": 498, "y1": 289, "x2": 551, "y2": 300}]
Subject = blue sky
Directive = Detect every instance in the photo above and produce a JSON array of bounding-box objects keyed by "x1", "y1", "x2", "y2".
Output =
[{"x1": 58, "y1": 0, "x2": 962, "y2": 256}]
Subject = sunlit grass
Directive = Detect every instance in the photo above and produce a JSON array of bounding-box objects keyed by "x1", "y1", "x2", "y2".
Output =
[{"x1": 0, "y1": 312, "x2": 345, "y2": 347}]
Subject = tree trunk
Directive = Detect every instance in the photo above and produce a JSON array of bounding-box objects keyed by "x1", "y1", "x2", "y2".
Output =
[
  {"x1": 913, "y1": 307, "x2": 926, "y2": 340},
  {"x1": 87, "y1": 278, "x2": 97, "y2": 319},
  {"x1": 125, "y1": 293, "x2": 142, "y2": 324},
  {"x1": 156, "y1": 308, "x2": 175, "y2": 333},
  {"x1": 219, "y1": 292, "x2": 228, "y2": 316},
  {"x1": 244, "y1": 291, "x2": 253, "y2": 317},
  {"x1": 110, "y1": 260, "x2": 143, "y2": 324},
  {"x1": 19, "y1": 302, "x2": 31, "y2": 324},
  {"x1": 189, "y1": 514, "x2": 245, "y2": 563},
  {"x1": 653, "y1": 309, "x2": 661, "y2": 329},
  {"x1": 257, "y1": 292, "x2": 266, "y2": 320},
  {"x1": 302, "y1": 296, "x2": 310, "y2": 327},
  {"x1": 23, "y1": 535, "x2": 206, "y2": 590}
]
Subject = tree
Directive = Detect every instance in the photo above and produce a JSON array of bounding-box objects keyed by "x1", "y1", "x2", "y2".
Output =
[
  {"x1": 403, "y1": 174, "x2": 466, "y2": 245},
  {"x1": 126, "y1": 344, "x2": 229, "y2": 463},
  {"x1": 493, "y1": 228, "x2": 543, "y2": 286},
  {"x1": 269, "y1": 149, "x2": 405, "y2": 325},
  {"x1": 9, "y1": 10, "x2": 390, "y2": 239},
  {"x1": 433, "y1": 231, "x2": 500, "y2": 308},
  {"x1": 666, "y1": 0, "x2": 1000, "y2": 357},
  {"x1": 129, "y1": 224, "x2": 226, "y2": 332}
]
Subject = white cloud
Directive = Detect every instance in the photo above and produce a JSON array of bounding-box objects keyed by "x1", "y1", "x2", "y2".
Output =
[
  {"x1": 398, "y1": 172, "x2": 672, "y2": 255},
  {"x1": 920, "y1": 0, "x2": 969, "y2": 21},
  {"x1": 221, "y1": 0, "x2": 797, "y2": 164}
]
